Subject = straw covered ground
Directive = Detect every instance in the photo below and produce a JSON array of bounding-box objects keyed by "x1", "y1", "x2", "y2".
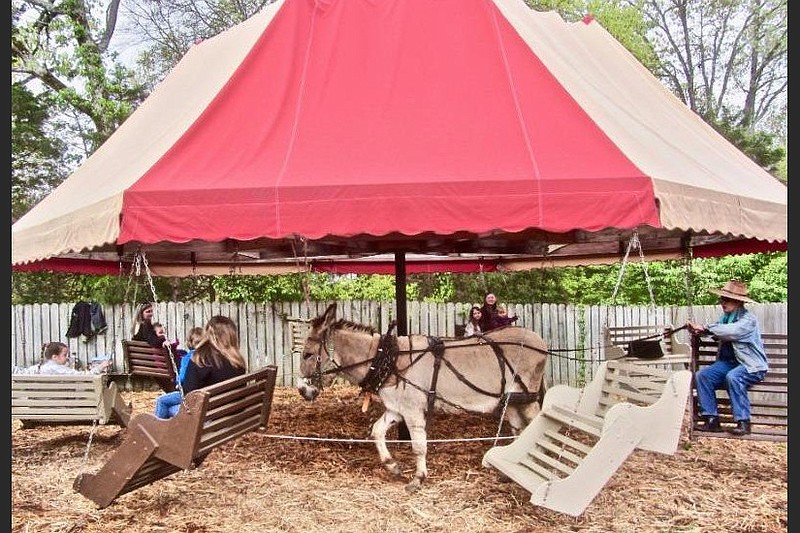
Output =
[{"x1": 12, "y1": 385, "x2": 787, "y2": 533}]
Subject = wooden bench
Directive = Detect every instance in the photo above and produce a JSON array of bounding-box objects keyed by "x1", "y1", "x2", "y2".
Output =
[
  {"x1": 690, "y1": 332, "x2": 787, "y2": 442},
  {"x1": 603, "y1": 324, "x2": 691, "y2": 367},
  {"x1": 122, "y1": 339, "x2": 178, "y2": 392},
  {"x1": 12, "y1": 373, "x2": 131, "y2": 428},
  {"x1": 483, "y1": 359, "x2": 691, "y2": 517},
  {"x1": 73, "y1": 365, "x2": 278, "y2": 508}
]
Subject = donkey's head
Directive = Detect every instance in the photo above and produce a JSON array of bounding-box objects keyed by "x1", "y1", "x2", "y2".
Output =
[{"x1": 296, "y1": 303, "x2": 338, "y2": 401}]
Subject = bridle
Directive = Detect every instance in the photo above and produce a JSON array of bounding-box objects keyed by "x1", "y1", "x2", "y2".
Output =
[{"x1": 303, "y1": 326, "x2": 375, "y2": 391}]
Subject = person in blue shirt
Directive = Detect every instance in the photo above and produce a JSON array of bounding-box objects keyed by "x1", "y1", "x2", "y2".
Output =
[
  {"x1": 153, "y1": 326, "x2": 204, "y2": 419},
  {"x1": 687, "y1": 280, "x2": 768, "y2": 436}
]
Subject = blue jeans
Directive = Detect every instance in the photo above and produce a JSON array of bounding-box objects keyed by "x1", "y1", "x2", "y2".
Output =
[
  {"x1": 154, "y1": 391, "x2": 183, "y2": 419},
  {"x1": 695, "y1": 359, "x2": 766, "y2": 422}
]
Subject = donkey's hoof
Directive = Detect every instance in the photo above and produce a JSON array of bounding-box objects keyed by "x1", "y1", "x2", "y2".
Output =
[
  {"x1": 404, "y1": 479, "x2": 422, "y2": 493},
  {"x1": 383, "y1": 461, "x2": 403, "y2": 477}
]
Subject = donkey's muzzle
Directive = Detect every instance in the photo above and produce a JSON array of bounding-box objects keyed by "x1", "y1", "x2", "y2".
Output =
[{"x1": 296, "y1": 377, "x2": 319, "y2": 401}]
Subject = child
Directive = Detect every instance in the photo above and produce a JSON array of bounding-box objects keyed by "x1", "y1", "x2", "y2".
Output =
[
  {"x1": 153, "y1": 326, "x2": 204, "y2": 419},
  {"x1": 464, "y1": 306, "x2": 483, "y2": 337},
  {"x1": 494, "y1": 304, "x2": 519, "y2": 328},
  {"x1": 15, "y1": 342, "x2": 111, "y2": 375}
]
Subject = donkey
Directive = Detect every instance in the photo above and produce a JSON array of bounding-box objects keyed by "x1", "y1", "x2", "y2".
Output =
[{"x1": 297, "y1": 303, "x2": 549, "y2": 492}]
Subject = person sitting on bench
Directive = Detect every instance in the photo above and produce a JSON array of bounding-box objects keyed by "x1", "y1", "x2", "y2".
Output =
[
  {"x1": 153, "y1": 327, "x2": 203, "y2": 419},
  {"x1": 16, "y1": 342, "x2": 111, "y2": 375},
  {"x1": 686, "y1": 280, "x2": 768, "y2": 436},
  {"x1": 154, "y1": 317, "x2": 246, "y2": 419}
]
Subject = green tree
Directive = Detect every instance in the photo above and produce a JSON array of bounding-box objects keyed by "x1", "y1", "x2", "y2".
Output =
[
  {"x1": 12, "y1": 0, "x2": 148, "y2": 156},
  {"x1": 11, "y1": 83, "x2": 69, "y2": 221}
]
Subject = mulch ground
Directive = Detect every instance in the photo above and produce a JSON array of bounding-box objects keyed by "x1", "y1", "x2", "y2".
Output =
[{"x1": 12, "y1": 385, "x2": 787, "y2": 533}]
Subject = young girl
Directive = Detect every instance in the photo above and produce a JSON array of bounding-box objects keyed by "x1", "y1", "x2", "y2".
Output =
[
  {"x1": 21, "y1": 342, "x2": 111, "y2": 375},
  {"x1": 464, "y1": 306, "x2": 483, "y2": 337},
  {"x1": 153, "y1": 326, "x2": 205, "y2": 419}
]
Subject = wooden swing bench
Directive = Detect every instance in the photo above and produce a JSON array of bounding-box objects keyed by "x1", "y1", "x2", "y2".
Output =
[
  {"x1": 483, "y1": 359, "x2": 691, "y2": 517},
  {"x1": 603, "y1": 324, "x2": 691, "y2": 367},
  {"x1": 74, "y1": 365, "x2": 278, "y2": 508},
  {"x1": 122, "y1": 339, "x2": 178, "y2": 393},
  {"x1": 12, "y1": 373, "x2": 132, "y2": 428},
  {"x1": 690, "y1": 332, "x2": 787, "y2": 442}
]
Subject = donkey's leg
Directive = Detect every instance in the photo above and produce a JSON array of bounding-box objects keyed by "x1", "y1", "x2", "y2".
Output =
[
  {"x1": 403, "y1": 413, "x2": 429, "y2": 493},
  {"x1": 371, "y1": 410, "x2": 404, "y2": 477}
]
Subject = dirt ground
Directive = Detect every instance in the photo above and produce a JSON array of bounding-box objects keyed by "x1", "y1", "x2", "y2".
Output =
[{"x1": 12, "y1": 385, "x2": 787, "y2": 533}]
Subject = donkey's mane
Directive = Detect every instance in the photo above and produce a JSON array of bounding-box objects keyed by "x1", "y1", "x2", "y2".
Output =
[{"x1": 332, "y1": 318, "x2": 376, "y2": 335}]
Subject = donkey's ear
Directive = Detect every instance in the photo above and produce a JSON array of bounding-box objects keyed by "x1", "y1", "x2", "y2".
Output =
[{"x1": 323, "y1": 303, "x2": 338, "y2": 326}]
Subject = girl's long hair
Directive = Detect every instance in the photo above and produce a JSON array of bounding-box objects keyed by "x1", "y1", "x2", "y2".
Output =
[
  {"x1": 130, "y1": 303, "x2": 154, "y2": 337},
  {"x1": 192, "y1": 316, "x2": 246, "y2": 369},
  {"x1": 468, "y1": 306, "x2": 482, "y2": 326}
]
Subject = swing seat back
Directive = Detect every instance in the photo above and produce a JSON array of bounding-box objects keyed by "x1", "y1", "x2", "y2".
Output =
[
  {"x1": 12, "y1": 373, "x2": 131, "y2": 427},
  {"x1": 122, "y1": 339, "x2": 177, "y2": 392},
  {"x1": 603, "y1": 324, "x2": 690, "y2": 365},
  {"x1": 74, "y1": 365, "x2": 278, "y2": 508}
]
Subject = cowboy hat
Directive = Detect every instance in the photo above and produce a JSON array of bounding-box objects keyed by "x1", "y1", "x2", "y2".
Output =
[{"x1": 709, "y1": 280, "x2": 756, "y2": 303}]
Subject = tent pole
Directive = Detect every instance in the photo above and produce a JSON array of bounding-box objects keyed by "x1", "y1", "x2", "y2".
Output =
[{"x1": 394, "y1": 252, "x2": 408, "y2": 335}]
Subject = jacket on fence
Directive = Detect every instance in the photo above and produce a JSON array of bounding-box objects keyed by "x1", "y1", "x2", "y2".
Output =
[{"x1": 65, "y1": 301, "x2": 107, "y2": 339}]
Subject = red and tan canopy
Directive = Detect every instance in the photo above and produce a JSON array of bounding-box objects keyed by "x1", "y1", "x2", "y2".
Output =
[{"x1": 11, "y1": 0, "x2": 786, "y2": 275}]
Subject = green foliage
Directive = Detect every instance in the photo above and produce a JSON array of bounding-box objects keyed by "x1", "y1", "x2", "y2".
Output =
[
  {"x1": 11, "y1": 84, "x2": 69, "y2": 221},
  {"x1": 705, "y1": 115, "x2": 786, "y2": 174}
]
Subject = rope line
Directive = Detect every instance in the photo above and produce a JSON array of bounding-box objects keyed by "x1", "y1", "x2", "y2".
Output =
[{"x1": 261, "y1": 434, "x2": 517, "y2": 444}]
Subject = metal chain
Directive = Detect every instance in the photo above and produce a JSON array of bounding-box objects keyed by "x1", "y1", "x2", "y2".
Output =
[
  {"x1": 610, "y1": 231, "x2": 655, "y2": 308},
  {"x1": 82, "y1": 420, "x2": 99, "y2": 461},
  {"x1": 139, "y1": 250, "x2": 185, "y2": 401}
]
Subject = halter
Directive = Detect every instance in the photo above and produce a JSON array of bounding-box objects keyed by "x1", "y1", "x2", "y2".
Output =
[
  {"x1": 304, "y1": 330, "x2": 338, "y2": 390},
  {"x1": 304, "y1": 325, "x2": 380, "y2": 391}
]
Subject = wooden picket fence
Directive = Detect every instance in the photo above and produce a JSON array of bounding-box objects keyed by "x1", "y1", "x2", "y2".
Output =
[{"x1": 12, "y1": 300, "x2": 787, "y2": 389}]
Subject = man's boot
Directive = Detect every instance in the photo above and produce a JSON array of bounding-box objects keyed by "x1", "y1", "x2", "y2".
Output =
[
  {"x1": 729, "y1": 419, "x2": 751, "y2": 436},
  {"x1": 694, "y1": 415, "x2": 723, "y2": 432}
]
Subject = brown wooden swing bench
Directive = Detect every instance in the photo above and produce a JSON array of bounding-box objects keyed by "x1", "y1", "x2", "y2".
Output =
[
  {"x1": 690, "y1": 333, "x2": 787, "y2": 442},
  {"x1": 73, "y1": 365, "x2": 278, "y2": 508},
  {"x1": 121, "y1": 339, "x2": 178, "y2": 392}
]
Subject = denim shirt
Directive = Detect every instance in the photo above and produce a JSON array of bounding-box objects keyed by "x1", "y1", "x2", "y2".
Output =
[{"x1": 706, "y1": 309, "x2": 769, "y2": 373}]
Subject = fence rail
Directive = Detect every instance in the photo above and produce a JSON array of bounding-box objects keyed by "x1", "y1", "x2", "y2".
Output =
[{"x1": 12, "y1": 301, "x2": 787, "y2": 389}]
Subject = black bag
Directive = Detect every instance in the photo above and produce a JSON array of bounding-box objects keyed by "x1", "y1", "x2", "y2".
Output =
[{"x1": 627, "y1": 340, "x2": 664, "y2": 359}]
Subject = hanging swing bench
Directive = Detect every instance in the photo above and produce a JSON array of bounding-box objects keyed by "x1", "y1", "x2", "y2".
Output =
[{"x1": 601, "y1": 232, "x2": 691, "y2": 368}]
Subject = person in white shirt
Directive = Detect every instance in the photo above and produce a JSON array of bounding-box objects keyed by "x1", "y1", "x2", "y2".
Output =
[{"x1": 17, "y1": 342, "x2": 111, "y2": 375}]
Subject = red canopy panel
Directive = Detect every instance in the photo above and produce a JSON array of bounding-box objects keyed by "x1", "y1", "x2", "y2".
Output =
[{"x1": 119, "y1": 0, "x2": 657, "y2": 245}]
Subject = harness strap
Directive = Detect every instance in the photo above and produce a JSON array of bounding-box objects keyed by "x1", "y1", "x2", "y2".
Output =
[{"x1": 425, "y1": 337, "x2": 446, "y2": 432}]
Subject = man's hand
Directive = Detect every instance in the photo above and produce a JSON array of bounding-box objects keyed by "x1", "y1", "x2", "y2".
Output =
[{"x1": 686, "y1": 321, "x2": 705, "y2": 335}]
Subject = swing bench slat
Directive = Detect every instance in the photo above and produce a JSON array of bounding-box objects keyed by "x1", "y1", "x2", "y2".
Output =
[
  {"x1": 122, "y1": 340, "x2": 178, "y2": 392},
  {"x1": 12, "y1": 373, "x2": 132, "y2": 427},
  {"x1": 73, "y1": 365, "x2": 278, "y2": 508}
]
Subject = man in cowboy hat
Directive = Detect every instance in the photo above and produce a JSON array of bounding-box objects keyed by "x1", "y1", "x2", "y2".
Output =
[{"x1": 687, "y1": 280, "x2": 768, "y2": 436}]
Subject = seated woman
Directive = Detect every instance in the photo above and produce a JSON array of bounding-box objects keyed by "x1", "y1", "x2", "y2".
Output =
[
  {"x1": 132, "y1": 303, "x2": 172, "y2": 348},
  {"x1": 154, "y1": 317, "x2": 246, "y2": 419}
]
